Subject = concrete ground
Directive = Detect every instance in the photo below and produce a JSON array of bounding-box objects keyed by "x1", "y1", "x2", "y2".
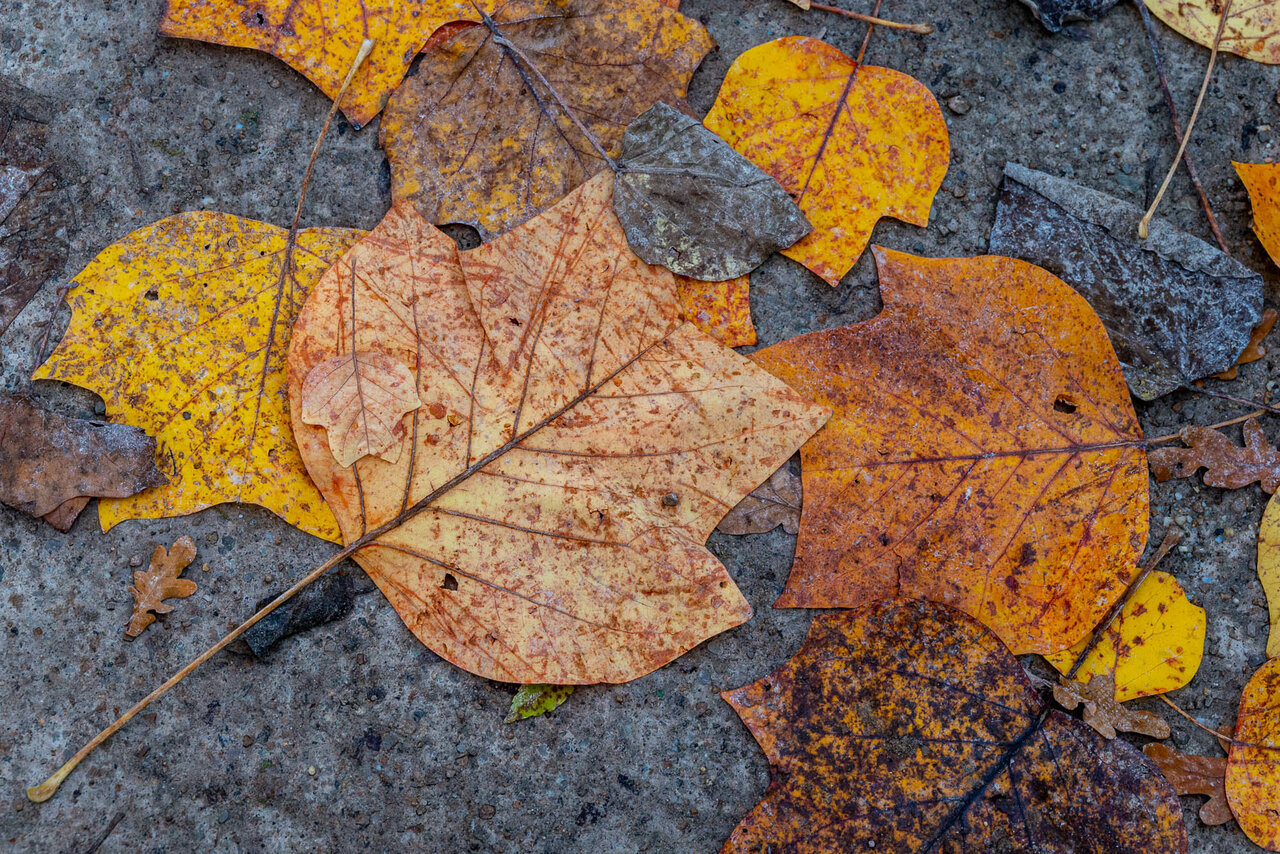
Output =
[{"x1": 1, "y1": 0, "x2": 1277, "y2": 850}]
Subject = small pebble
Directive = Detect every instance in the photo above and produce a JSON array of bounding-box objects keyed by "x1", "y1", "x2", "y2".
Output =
[
  {"x1": 129, "y1": 555, "x2": 142, "y2": 568},
  {"x1": 946, "y1": 95, "x2": 971, "y2": 115},
  {"x1": 308, "y1": 765, "x2": 317, "y2": 776}
]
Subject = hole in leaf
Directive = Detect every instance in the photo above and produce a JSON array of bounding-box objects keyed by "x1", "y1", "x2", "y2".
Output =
[
  {"x1": 144, "y1": 289, "x2": 159, "y2": 301},
  {"x1": 1053, "y1": 395, "x2": 1078, "y2": 414},
  {"x1": 441, "y1": 573, "x2": 459, "y2": 591}
]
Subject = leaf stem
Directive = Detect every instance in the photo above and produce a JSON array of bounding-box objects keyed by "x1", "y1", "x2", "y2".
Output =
[
  {"x1": 1146, "y1": 410, "x2": 1265, "y2": 445},
  {"x1": 1157, "y1": 694, "x2": 1280, "y2": 754},
  {"x1": 853, "y1": 0, "x2": 884, "y2": 66},
  {"x1": 1131, "y1": 0, "x2": 1229, "y2": 253},
  {"x1": 1137, "y1": 0, "x2": 1232, "y2": 239},
  {"x1": 808, "y1": 3, "x2": 933, "y2": 34}
]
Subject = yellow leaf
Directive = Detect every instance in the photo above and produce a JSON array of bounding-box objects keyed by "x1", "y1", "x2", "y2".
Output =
[
  {"x1": 1236, "y1": 161, "x2": 1280, "y2": 268},
  {"x1": 1260, "y1": 493, "x2": 1280, "y2": 659},
  {"x1": 1227, "y1": 658, "x2": 1280, "y2": 851},
  {"x1": 1044, "y1": 570, "x2": 1206, "y2": 702},
  {"x1": 300, "y1": 349, "x2": 423, "y2": 468},
  {"x1": 676, "y1": 274, "x2": 756, "y2": 348},
  {"x1": 34, "y1": 212, "x2": 360, "y2": 542},
  {"x1": 703, "y1": 37, "x2": 949, "y2": 286},
  {"x1": 1146, "y1": 0, "x2": 1280, "y2": 65},
  {"x1": 158, "y1": 0, "x2": 482, "y2": 127}
]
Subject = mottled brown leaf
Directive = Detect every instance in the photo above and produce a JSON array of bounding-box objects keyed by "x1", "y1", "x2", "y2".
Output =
[
  {"x1": 716, "y1": 461, "x2": 801, "y2": 536},
  {"x1": 1143, "y1": 743, "x2": 1234, "y2": 827},
  {"x1": 1053, "y1": 672, "x2": 1171, "y2": 739},
  {"x1": 612, "y1": 102, "x2": 809, "y2": 281},
  {"x1": 991, "y1": 164, "x2": 1264, "y2": 400},
  {"x1": 1149, "y1": 418, "x2": 1280, "y2": 493},
  {"x1": 0, "y1": 77, "x2": 67, "y2": 338},
  {"x1": 721, "y1": 599, "x2": 1188, "y2": 852},
  {"x1": 0, "y1": 393, "x2": 167, "y2": 525},
  {"x1": 381, "y1": 0, "x2": 713, "y2": 241},
  {"x1": 126, "y1": 536, "x2": 198, "y2": 638}
]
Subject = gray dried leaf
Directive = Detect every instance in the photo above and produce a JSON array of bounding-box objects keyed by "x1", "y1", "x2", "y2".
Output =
[
  {"x1": 717, "y1": 460, "x2": 802, "y2": 536},
  {"x1": 1014, "y1": 0, "x2": 1123, "y2": 31},
  {"x1": 0, "y1": 393, "x2": 166, "y2": 523},
  {"x1": 0, "y1": 77, "x2": 67, "y2": 338},
  {"x1": 990, "y1": 163, "x2": 1264, "y2": 400},
  {"x1": 612, "y1": 102, "x2": 810, "y2": 281},
  {"x1": 241, "y1": 572, "x2": 358, "y2": 657}
]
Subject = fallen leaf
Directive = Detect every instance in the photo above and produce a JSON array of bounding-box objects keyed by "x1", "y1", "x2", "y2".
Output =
[
  {"x1": 34, "y1": 212, "x2": 361, "y2": 541},
  {"x1": 703, "y1": 36, "x2": 949, "y2": 287},
  {"x1": 0, "y1": 77, "x2": 68, "y2": 338},
  {"x1": 158, "y1": 0, "x2": 479, "y2": 128},
  {"x1": 1149, "y1": 418, "x2": 1280, "y2": 493},
  {"x1": 1258, "y1": 493, "x2": 1280, "y2": 658},
  {"x1": 126, "y1": 535, "x2": 199, "y2": 637},
  {"x1": 1237, "y1": 161, "x2": 1280, "y2": 265},
  {"x1": 300, "y1": 348, "x2": 423, "y2": 468},
  {"x1": 287, "y1": 174, "x2": 830, "y2": 684},
  {"x1": 505, "y1": 684, "x2": 575, "y2": 723},
  {"x1": 1227, "y1": 658, "x2": 1280, "y2": 851},
  {"x1": 721, "y1": 599, "x2": 1188, "y2": 852},
  {"x1": 1145, "y1": 0, "x2": 1280, "y2": 64},
  {"x1": 991, "y1": 163, "x2": 1265, "y2": 400},
  {"x1": 1044, "y1": 569, "x2": 1206, "y2": 701},
  {"x1": 1015, "y1": 0, "x2": 1123, "y2": 31},
  {"x1": 676, "y1": 274, "x2": 755, "y2": 348},
  {"x1": 716, "y1": 460, "x2": 801, "y2": 536},
  {"x1": 1053, "y1": 672, "x2": 1171, "y2": 739},
  {"x1": 751, "y1": 248, "x2": 1148, "y2": 655},
  {"x1": 1144, "y1": 743, "x2": 1234, "y2": 827},
  {"x1": 0, "y1": 393, "x2": 167, "y2": 526},
  {"x1": 381, "y1": 0, "x2": 713, "y2": 241},
  {"x1": 1214, "y1": 308, "x2": 1276, "y2": 380},
  {"x1": 612, "y1": 102, "x2": 809, "y2": 281},
  {"x1": 239, "y1": 572, "x2": 359, "y2": 657}
]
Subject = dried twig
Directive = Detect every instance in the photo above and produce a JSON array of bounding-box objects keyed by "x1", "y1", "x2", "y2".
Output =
[{"x1": 809, "y1": 3, "x2": 932, "y2": 33}]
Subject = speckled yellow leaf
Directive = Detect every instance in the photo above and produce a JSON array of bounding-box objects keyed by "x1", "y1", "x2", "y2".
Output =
[
  {"x1": 676, "y1": 274, "x2": 755, "y2": 348},
  {"x1": 703, "y1": 37, "x2": 949, "y2": 286},
  {"x1": 1044, "y1": 570, "x2": 1206, "y2": 701},
  {"x1": 34, "y1": 212, "x2": 360, "y2": 541},
  {"x1": 1227, "y1": 658, "x2": 1280, "y2": 851},
  {"x1": 1237, "y1": 161, "x2": 1280, "y2": 267},
  {"x1": 380, "y1": 0, "x2": 713, "y2": 241},
  {"x1": 1259, "y1": 493, "x2": 1280, "y2": 659},
  {"x1": 1146, "y1": 0, "x2": 1280, "y2": 65},
  {"x1": 159, "y1": 0, "x2": 485, "y2": 128}
]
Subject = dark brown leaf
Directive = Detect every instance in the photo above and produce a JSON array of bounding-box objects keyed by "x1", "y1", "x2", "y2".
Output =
[
  {"x1": 1014, "y1": 0, "x2": 1123, "y2": 31},
  {"x1": 990, "y1": 163, "x2": 1264, "y2": 400},
  {"x1": 1053, "y1": 672, "x2": 1171, "y2": 739},
  {"x1": 240, "y1": 572, "x2": 359, "y2": 657},
  {"x1": 126, "y1": 536, "x2": 198, "y2": 637},
  {"x1": 1143, "y1": 743, "x2": 1234, "y2": 827},
  {"x1": 0, "y1": 393, "x2": 167, "y2": 524},
  {"x1": 1149, "y1": 418, "x2": 1280, "y2": 493},
  {"x1": 0, "y1": 76, "x2": 68, "y2": 338},
  {"x1": 716, "y1": 460, "x2": 801, "y2": 536},
  {"x1": 612, "y1": 102, "x2": 809, "y2": 281}
]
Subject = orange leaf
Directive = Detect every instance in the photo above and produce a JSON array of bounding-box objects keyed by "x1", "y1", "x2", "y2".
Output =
[
  {"x1": 751, "y1": 249, "x2": 1148, "y2": 655},
  {"x1": 126, "y1": 536, "x2": 199, "y2": 638},
  {"x1": 721, "y1": 599, "x2": 1188, "y2": 852},
  {"x1": 287, "y1": 173, "x2": 829, "y2": 684},
  {"x1": 158, "y1": 0, "x2": 480, "y2": 127},
  {"x1": 1227, "y1": 658, "x2": 1280, "y2": 850},
  {"x1": 675, "y1": 274, "x2": 756, "y2": 348},
  {"x1": 381, "y1": 0, "x2": 713, "y2": 240},
  {"x1": 703, "y1": 37, "x2": 949, "y2": 286},
  {"x1": 1237, "y1": 162, "x2": 1280, "y2": 268},
  {"x1": 300, "y1": 349, "x2": 423, "y2": 468}
]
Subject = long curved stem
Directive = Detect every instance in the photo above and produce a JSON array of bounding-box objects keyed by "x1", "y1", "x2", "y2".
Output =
[{"x1": 808, "y1": 3, "x2": 932, "y2": 33}]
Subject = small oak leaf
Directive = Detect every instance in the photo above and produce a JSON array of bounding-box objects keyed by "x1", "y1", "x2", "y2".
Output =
[
  {"x1": 126, "y1": 536, "x2": 199, "y2": 638},
  {"x1": 300, "y1": 350, "x2": 422, "y2": 468},
  {"x1": 1143, "y1": 743, "x2": 1233, "y2": 826},
  {"x1": 1149, "y1": 418, "x2": 1280, "y2": 493},
  {"x1": 1053, "y1": 672, "x2": 1171, "y2": 740}
]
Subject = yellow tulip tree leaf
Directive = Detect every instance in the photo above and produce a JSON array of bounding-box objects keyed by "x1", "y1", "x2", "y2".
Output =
[
  {"x1": 1259, "y1": 493, "x2": 1280, "y2": 659},
  {"x1": 286, "y1": 173, "x2": 830, "y2": 683},
  {"x1": 1238, "y1": 161, "x2": 1280, "y2": 267},
  {"x1": 35, "y1": 212, "x2": 360, "y2": 541},
  {"x1": 703, "y1": 36, "x2": 949, "y2": 286},
  {"x1": 1146, "y1": 0, "x2": 1280, "y2": 65},
  {"x1": 381, "y1": 0, "x2": 713, "y2": 241},
  {"x1": 1227, "y1": 658, "x2": 1280, "y2": 851},
  {"x1": 300, "y1": 349, "x2": 423, "y2": 468},
  {"x1": 158, "y1": 0, "x2": 483, "y2": 127},
  {"x1": 1045, "y1": 570, "x2": 1206, "y2": 701}
]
